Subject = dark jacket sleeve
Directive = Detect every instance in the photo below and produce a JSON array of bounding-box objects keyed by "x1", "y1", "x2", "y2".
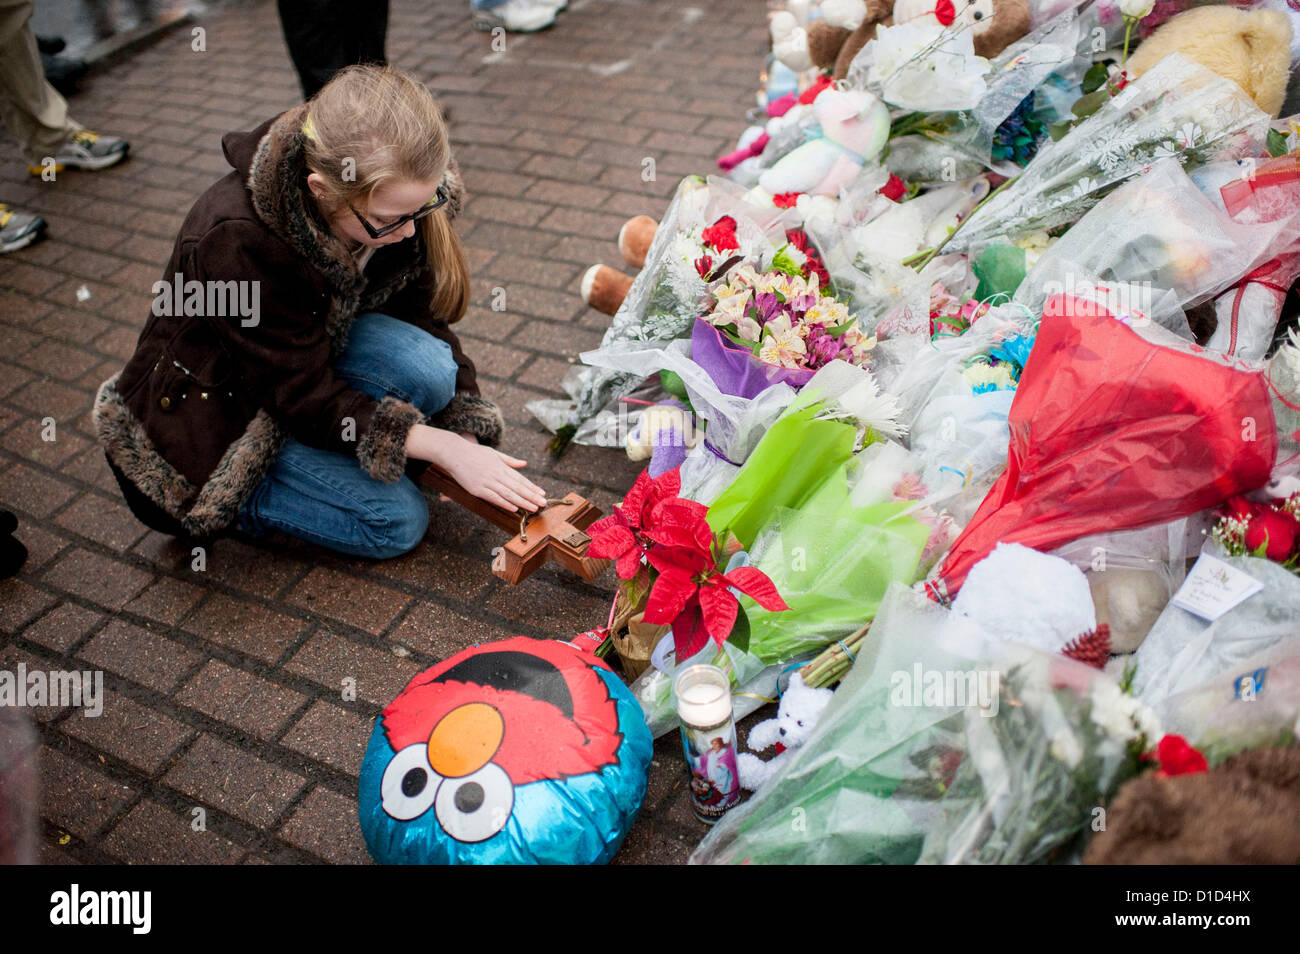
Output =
[{"x1": 189, "y1": 220, "x2": 421, "y2": 482}]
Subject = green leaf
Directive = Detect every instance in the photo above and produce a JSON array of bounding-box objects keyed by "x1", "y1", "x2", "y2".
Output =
[
  {"x1": 824, "y1": 319, "x2": 857, "y2": 337},
  {"x1": 721, "y1": 326, "x2": 762, "y2": 354},
  {"x1": 1071, "y1": 88, "x2": 1110, "y2": 119},
  {"x1": 1081, "y1": 62, "x2": 1109, "y2": 94},
  {"x1": 1267, "y1": 128, "x2": 1289, "y2": 158},
  {"x1": 660, "y1": 368, "x2": 689, "y2": 403},
  {"x1": 728, "y1": 608, "x2": 750, "y2": 654},
  {"x1": 1048, "y1": 121, "x2": 1074, "y2": 142}
]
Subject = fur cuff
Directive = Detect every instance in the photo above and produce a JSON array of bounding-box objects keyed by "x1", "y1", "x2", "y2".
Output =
[
  {"x1": 433, "y1": 393, "x2": 504, "y2": 447},
  {"x1": 357, "y1": 396, "x2": 423, "y2": 483}
]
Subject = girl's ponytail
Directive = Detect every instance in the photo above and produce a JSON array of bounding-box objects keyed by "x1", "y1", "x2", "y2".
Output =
[{"x1": 422, "y1": 210, "x2": 470, "y2": 324}]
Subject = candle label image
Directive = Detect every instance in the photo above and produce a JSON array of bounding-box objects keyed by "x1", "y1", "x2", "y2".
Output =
[{"x1": 679, "y1": 718, "x2": 741, "y2": 822}]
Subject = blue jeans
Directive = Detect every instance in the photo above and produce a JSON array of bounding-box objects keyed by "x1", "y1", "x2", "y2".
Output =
[{"x1": 237, "y1": 312, "x2": 458, "y2": 558}]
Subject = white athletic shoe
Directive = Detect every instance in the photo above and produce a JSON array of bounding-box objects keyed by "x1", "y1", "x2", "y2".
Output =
[{"x1": 472, "y1": 0, "x2": 557, "y2": 33}]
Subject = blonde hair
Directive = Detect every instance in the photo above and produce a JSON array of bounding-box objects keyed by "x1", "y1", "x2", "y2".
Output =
[{"x1": 302, "y1": 65, "x2": 469, "y2": 323}]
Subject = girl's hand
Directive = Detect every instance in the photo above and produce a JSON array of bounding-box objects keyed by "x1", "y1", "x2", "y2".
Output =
[{"x1": 406, "y1": 423, "x2": 546, "y2": 513}]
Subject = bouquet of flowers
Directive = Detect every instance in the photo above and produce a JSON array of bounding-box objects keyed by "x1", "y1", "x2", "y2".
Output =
[
  {"x1": 917, "y1": 652, "x2": 1160, "y2": 864},
  {"x1": 1211, "y1": 494, "x2": 1300, "y2": 569},
  {"x1": 694, "y1": 256, "x2": 875, "y2": 398},
  {"x1": 940, "y1": 53, "x2": 1270, "y2": 255},
  {"x1": 530, "y1": 176, "x2": 802, "y2": 449}
]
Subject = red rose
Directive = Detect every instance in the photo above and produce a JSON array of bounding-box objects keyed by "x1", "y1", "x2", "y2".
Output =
[
  {"x1": 879, "y1": 174, "x2": 906, "y2": 202},
  {"x1": 1223, "y1": 495, "x2": 1257, "y2": 522},
  {"x1": 1243, "y1": 506, "x2": 1300, "y2": 561},
  {"x1": 1155, "y1": 734, "x2": 1208, "y2": 777},
  {"x1": 772, "y1": 192, "x2": 801, "y2": 209},
  {"x1": 694, "y1": 255, "x2": 713, "y2": 278}
]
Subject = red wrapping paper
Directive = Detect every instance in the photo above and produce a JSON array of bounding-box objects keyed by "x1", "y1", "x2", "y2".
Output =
[{"x1": 931, "y1": 296, "x2": 1278, "y2": 599}]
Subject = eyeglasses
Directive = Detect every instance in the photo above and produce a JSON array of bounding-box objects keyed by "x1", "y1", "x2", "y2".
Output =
[{"x1": 349, "y1": 187, "x2": 448, "y2": 239}]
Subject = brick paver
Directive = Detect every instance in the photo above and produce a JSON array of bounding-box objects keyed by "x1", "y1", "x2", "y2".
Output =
[{"x1": 0, "y1": 0, "x2": 770, "y2": 864}]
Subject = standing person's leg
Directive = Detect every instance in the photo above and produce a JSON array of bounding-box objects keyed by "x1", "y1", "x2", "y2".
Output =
[
  {"x1": 0, "y1": 0, "x2": 79, "y2": 167},
  {"x1": 278, "y1": 0, "x2": 388, "y2": 101},
  {"x1": 237, "y1": 313, "x2": 460, "y2": 558},
  {"x1": 470, "y1": 0, "x2": 558, "y2": 33}
]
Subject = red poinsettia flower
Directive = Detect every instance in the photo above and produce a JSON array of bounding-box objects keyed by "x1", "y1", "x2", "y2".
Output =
[
  {"x1": 694, "y1": 254, "x2": 713, "y2": 278},
  {"x1": 879, "y1": 173, "x2": 906, "y2": 202},
  {"x1": 772, "y1": 192, "x2": 801, "y2": 209},
  {"x1": 642, "y1": 538, "x2": 788, "y2": 659},
  {"x1": 1244, "y1": 506, "x2": 1300, "y2": 561},
  {"x1": 586, "y1": 468, "x2": 682, "y2": 579},
  {"x1": 702, "y1": 216, "x2": 739, "y2": 253},
  {"x1": 1154, "y1": 734, "x2": 1208, "y2": 777}
]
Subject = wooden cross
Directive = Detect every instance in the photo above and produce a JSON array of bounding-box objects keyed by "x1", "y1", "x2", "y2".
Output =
[{"x1": 418, "y1": 464, "x2": 610, "y2": 585}]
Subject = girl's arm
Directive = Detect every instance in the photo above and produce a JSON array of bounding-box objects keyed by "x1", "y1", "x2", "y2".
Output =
[{"x1": 405, "y1": 423, "x2": 546, "y2": 513}]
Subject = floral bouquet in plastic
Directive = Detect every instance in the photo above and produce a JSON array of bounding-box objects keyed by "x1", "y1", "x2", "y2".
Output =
[
  {"x1": 692, "y1": 257, "x2": 875, "y2": 400},
  {"x1": 586, "y1": 466, "x2": 789, "y2": 662},
  {"x1": 689, "y1": 584, "x2": 1160, "y2": 865},
  {"x1": 916, "y1": 650, "x2": 1159, "y2": 864},
  {"x1": 529, "y1": 176, "x2": 803, "y2": 449},
  {"x1": 940, "y1": 53, "x2": 1270, "y2": 255}
]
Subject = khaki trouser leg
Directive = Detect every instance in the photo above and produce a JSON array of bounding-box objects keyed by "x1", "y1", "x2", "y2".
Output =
[{"x1": 0, "y1": 0, "x2": 79, "y2": 166}]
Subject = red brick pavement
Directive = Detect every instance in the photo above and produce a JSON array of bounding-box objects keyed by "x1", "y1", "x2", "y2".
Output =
[{"x1": 0, "y1": 0, "x2": 773, "y2": 863}]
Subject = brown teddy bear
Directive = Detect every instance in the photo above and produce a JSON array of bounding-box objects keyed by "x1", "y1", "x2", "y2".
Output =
[
  {"x1": 807, "y1": 0, "x2": 1030, "y2": 80},
  {"x1": 1084, "y1": 746, "x2": 1300, "y2": 865}
]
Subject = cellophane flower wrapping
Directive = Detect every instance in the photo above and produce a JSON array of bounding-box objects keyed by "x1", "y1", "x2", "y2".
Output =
[
  {"x1": 916, "y1": 647, "x2": 1154, "y2": 865},
  {"x1": 575, "y1": 337, "x2": 799, "y2": 506},
  {"x1": 945, "y1": 53, "x2": 1270, "y2": 254},
  {"x1": 1150, "y1": 642, "x2": 1300, "y2": 766},
  {"x1": 690, "y1": 583, "x2": 1154, "y2": 864},
  {"x1": 528, "y1": 175, "x2": 801, "y2": 446},
  {"x1": 1133, "y1": 543, "x2": 1300, "y2": 708},
  {"x1": 846, "y1": 4, "x2": 1090, "y2": 177},
  {"x1": 934, "y1": 296, "x2": 1279, "y2": 598},
  {"x1": 1016, "y1": 158, "x2": 1300, "y2": 337},
  {"x1": 690, "y1": 585, "x2": 966, "y2": 864}
]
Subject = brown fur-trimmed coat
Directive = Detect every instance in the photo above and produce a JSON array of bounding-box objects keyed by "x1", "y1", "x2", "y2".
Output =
[{"x1": 94, "y1": 105, "x2": 502, "y2": 539}]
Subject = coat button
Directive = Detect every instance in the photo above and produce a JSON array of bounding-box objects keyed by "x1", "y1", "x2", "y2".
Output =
[{"x1": 159, "y1": 396, "x2": 172, "y2": 410}]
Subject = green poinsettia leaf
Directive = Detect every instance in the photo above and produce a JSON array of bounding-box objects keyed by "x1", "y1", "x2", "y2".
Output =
[
  {"x1": 1082, "y1": 62, "x2": 1109, "y2": 94},
  {"x1": 728, "y1": 608, "x2": 750, "y2": 654}
]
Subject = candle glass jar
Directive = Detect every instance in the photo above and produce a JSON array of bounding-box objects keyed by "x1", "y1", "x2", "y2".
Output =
[{"x1": 673, "y1": 664, "x2": 741, "y2": 823}]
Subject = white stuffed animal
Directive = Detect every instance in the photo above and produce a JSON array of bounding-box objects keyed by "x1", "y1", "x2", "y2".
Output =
[{"x1": 737, "y1": 672, "x2": 834, "y2": 791}]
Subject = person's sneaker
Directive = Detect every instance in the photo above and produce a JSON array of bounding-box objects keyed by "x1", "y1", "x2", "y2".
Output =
[
  {"x1": 0, "y1": 204, "x2": 47, "y2": 253},
  {"x1": 471, "y1": 0, "x2": 557, "y2": 33},
  {"x1": 27, "y1": 129, "x2": 129, "y2": 176}
]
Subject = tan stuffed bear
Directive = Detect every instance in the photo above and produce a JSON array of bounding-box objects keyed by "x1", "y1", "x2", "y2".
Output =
[{"x1": 1127, "y1": 6, "x2": 1293, "y2": 117}]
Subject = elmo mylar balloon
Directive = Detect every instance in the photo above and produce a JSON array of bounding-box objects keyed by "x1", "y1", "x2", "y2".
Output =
[{"x1": 359, "y1": 635, "x2": 652, "y2": 864}]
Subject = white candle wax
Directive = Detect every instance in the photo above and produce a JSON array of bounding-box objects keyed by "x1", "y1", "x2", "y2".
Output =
[{"x1": 674, "y1": 666, "x2": 732, "y2": 728}]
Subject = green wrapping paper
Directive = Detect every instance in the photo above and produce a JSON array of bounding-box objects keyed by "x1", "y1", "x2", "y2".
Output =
[{"x1": 704, "y1": 402, "x2": 931, "y2": 664}]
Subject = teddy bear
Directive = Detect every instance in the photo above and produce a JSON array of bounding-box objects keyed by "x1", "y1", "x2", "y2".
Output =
[
  {"x1": 1126, "y1": 6, "x2": 1292, "y2": 118},
  {"x1": 625, "y1": 401, "x2": 702, "y2": 476},
  {"x1": 737, "y1": 672, "x2": 835, "y2": 791},
  {"x1": 805, "y1": 0, "x2": 1028, "y2": 80},
  {"x1": 1083, "y1": 745, "x2": 1300, "y2": 864},
  {"x1": 756, "y1": 85, "x2": 892, "y2": 197}
]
